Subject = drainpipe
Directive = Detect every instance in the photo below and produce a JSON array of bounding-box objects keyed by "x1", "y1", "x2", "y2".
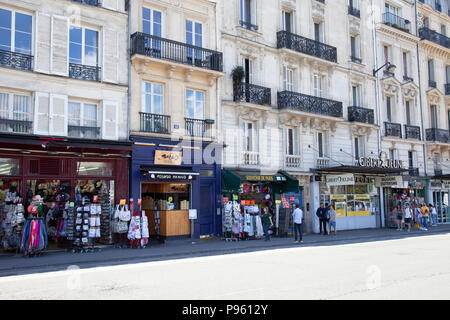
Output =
[{"x1": 127, "y1": 0, "x2": 132, "y2": 199}]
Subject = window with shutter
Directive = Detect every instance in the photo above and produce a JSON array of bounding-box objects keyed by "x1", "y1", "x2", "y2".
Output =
[
  {"x1": 34, "y1": 92, "x2": 50, "y2": 135},
  {"x1": 50, "y1": 94, "x2": 67, "y2": 136},
  {"x1": 102, "y1": 100, "x2": 118, "y2": 140},
  {"x1": 0, "y1": 8, "x2": 32, "y2": 55},
  {"x1": 51, "y1": 16, "x2": 68, "y2": 76}
]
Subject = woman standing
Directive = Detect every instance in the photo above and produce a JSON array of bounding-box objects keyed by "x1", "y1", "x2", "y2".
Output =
[
  {"x1": 394, "y1": 204, "x2": 403, "y2": 230},
  {"x1": 262, "y1": 206, "x2": 273, "y2": 241},
  {"x1": 404, "y1": 203, "x2": 412, "y2": 232},
  {"x1": 328, "y1": 205, "x2": 337, "y2": 236}
]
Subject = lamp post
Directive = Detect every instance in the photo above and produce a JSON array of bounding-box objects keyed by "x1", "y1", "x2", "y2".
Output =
[{"x1": 373, "y1": 62, "x2": 396, "y2": 77}]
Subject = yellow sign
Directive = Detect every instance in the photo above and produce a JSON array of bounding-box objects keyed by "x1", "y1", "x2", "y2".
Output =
[
  {"x1": 355, "y1": 195, "x2": 370, "y2": 200},
  {"x1": 275, "y1": 200, "x2": 281, "y2": 204},
  {"x1": 154, "y1": 150, "x2": 182, "y2": 166},
  {"x1": 331, "y1": 195, "x2": 347, "y2": 200},
  {"x1": 119, "y1": 199, "x2": 126, "y2": 205},
  {"x1": 245, "y1": 175, "x2": 275, "y2": 181},
  {"x1": 168, "y1": 197, "x2": 173, "y2": 203},
  {"x1": 334, "y1": 201, "x2": 347, "y2": 217}
]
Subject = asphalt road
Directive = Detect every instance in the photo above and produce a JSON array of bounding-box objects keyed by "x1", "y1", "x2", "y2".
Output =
[{"x1": 0, "y1": 233, "x2": 449, "y2": 300}]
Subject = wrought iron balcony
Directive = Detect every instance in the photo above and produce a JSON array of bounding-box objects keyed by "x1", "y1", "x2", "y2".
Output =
[
  {"x1": 445, "y1": 83, "x2": 450, "y2": 95},
  {"x1": 315, "y1": 0, "x2": 325, "y2": 3},
  {"x1": 405, "y1": 125, "x2": 421, "y2": 140},
  {"x1": 435, "y1": 168, "x2": 443, "y2": 176},
  {"x1": 0, "y1": 49, "x2": 33, "y2": 71},
  {"x1": 234, "y1": 83, "x2": 271, "y2": 106},
  {"x1": 383, "y1": 12, "x2": 411, "y2": 33},
  {"x1": 68, "y1": 126, "x2": 101, "y2": 139},
  {"x1": 348, "y1": 106, "x2": 374, "y2": 124},
  {"x1": 72, "y1": 0, "x2": 100, "y2": 6},
  {"x1": 348, "y1": 6, "x2": 360, "y2": 18},
  {"x1": 140, "y1": 112, "x2": 170, "y2": 134},
  {"x1": 384, "y1": 122, "x2": 402, "y2": 138},
  {"x1": 69, "y1": 63, "x2": 100, "y2": 81},
  {"x1": 278, "y1": 91, "x2": 343, "y2": 118},
  {"x1": 408, "y1": 167, "x2": 419, "y2": 176},
  {"x1": 419, "y1": 27, "x2": 450, "y2": 49},
  {"x1": 277, "y1": 31, "x2": 337, "y2": 63},
  {"x1": 239, "y1": 20, "x2": 258, "y2": 32},
  {"x1": 426, "y1": 128, "x2": 450, "y2": 143},
  {"x1": 185, "y1": 118, "x2": 212, "y2": 138},
  {"x1": 429, "y1": 80, "x2": 437, "y2": 88},
  {"x1": 130, "y1": 32, "x2": 223, "y2": 72},
  {"x1": 0, "y1": 118, "x2": 32, "y2": 134}
]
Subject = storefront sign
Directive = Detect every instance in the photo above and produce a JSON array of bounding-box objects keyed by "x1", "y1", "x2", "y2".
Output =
[
  {"x1": 154, "y1": 150, "x2": 182, "y2": 166},
  {"x1": 331, "y1": 195, "x2": 347, "y2": 200},
  {"x1": 375, "y1": 176, "x2": 403, "y2": 188},
  {"x1": 289, "y1": 196, "x2": 296, "y2": 203},
  {"x1": 119, "y1": 199, "x2": 126, "y2": 205},
  {"x1": 189, "y1": 209, "x2": 197, "y2": 220},
  {"x1": 148, "y1": 173, "x2": 196, "y2": 181},
  {"x1": 244, "y1": 175, "x2": 286, "y2": 182},
  {"x1": 357, "y1": 152, "x2": 404, "y2": 169},
  {"x1": 326, "y1": 173, "x2": 355, "y2": 186},
  {"x1": 431, "y1": 181, "x2": 443, "y2": 189},
  {"x1": 443, "y1": 182, "x2": 450, "y2": 189}
]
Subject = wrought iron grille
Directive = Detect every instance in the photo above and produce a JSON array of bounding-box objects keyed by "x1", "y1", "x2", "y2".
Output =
[
  {"x1": 426, "y1": 128, "x2": 450, "y2": 143},
  {"x1": 69, "y1": 63, "x2": 100, "y2": 81},
  {"x1": 404, "y1": 125, "x2": 421, "y2": 140},
  {"x1": 72, "y1": 0, "x2": 100, "y2": 6},
  {"x1": 278, "y1": 91, "x2": 343, "y2": 118},
  {"x1": 0, "y1": 49, "x2": 33, "y2": 71},
  {"x1": 68, "y1": 126, "x2": 101, "y2": 139},
  {"x1": 130, "y1": 32, "x2": 223, "y2": 72},
  {"x1": 185, "y1": 118, "x2": 211, "y2": 138},
  {"x1": 348, "y1": 106, "x2": 374, "y2": 124},
  {"x1": 348, "y1": 6, "x2": 361, "y2": 18},
  {"x1": 0, "y1": 118, "x2": 32, "y2": 134},
  {"x1": 234, "y1": 83, "x2": 271, "y2": 106},
  {"x1": 384, "y1": 122, "x2": 402, "y2": 138},
  {"x1": 277, "y1": 31, "x2": 337, "y2": 63},
  {"x1": 383, "y1": 12, "x2": 411, "y2": 33},
  {"x1": 140, "y1": 112, "x2": 170, "y2": 134}
]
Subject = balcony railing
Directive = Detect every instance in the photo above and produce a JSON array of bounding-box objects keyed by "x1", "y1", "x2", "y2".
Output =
[
  {"x1": 72, "y1": 0, "x2": 100, "y2": 6},
  {"x1": 435, "y1": 168, "x2": 443, "y2": 176},
  {"x1": 278, "y1": 91, "x2": 343, "y2": 118},
  {"x1": 317, "y1": 158, "x2": 330, "y2": 169},
  {"x1": 348, "y1": 106, "x2": 374, "y2": 124},
  {"x1": 239, "y1": 20, "x2": 258, "y2": 32},
  {"x1": 383, "y1": 12, "x2": 411, "y2": 33},
  {"x1": 277, "y1": 31, "x2": 337, "y2": 63},
  {"x1": 446, "y1": 83, "x2": 450, "y2": 95},
  {"x1": 185, "y1": 118, "x2": 212, "y2": 138},
  {"x1": 285, "y1": 155, "x2": 302, "y2": 168},
  {"x1": 348, "y1": 6, "x2": 361, "y2": 18},
  {"x1": 140, "y1": 112, "x2": 170, "y2": 134},
  {"x1": 384, "y1": 122, "x2": 402, "y2": 138},
  {"x1": 234, "y1": 83, "x2": 271, "y2": 106},
  {"x1": 242, "y1": 151, "x2": 260, "y2": 166},
  {"x1": 419, "y1": 27, "x2": 450, "y2": 49},
  {"x1": 405, "y1": 125, "x2": 421, "y2": 140},
  {"x1": 68, "y1": 126, "x2": 101, "y2": 139},
  {"x1": 0, "y1": 118, "x2": 32, "y2": 134},
  {"x1": 69, "y1": 63, "x2": 100, "y2": 81},
  {"x1": 429, "y1": 80, "x2": 437, "y2": 88},
  {"x1": 408, "y1": 167, "x2": 419, "y2": 176},
  {"x1": 426, "y1": 128, "x2": 450, "y2": 143},
  {"x1": 0, "y1": 49, "x2": 33, "y2": 71},
  {"x1": 130, "y1": 32, "x2": 223, "y2": 72}
]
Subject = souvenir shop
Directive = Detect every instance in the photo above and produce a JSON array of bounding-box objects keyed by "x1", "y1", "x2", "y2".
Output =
[
  {"x1": 130, "y1": 137, "x2": 222, "y2": 240},
  {"x1": 430, "y1": 176, "x2": 450, "y2": 224},
  {"x1": 0, "y1": 135, "x2": 130, "y2": 254},
  {"x1": 221, "y1": 169, "x2": 299, "y2": 240}
]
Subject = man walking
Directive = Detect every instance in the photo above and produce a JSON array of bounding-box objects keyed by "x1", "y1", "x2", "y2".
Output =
[
  {"x1": 421, "y1": 203, "x2": 429, "y2": 231},
  {"x1": 292, "y1": 204, "x2": 303, "y2": 243},
  {"x1": 316, "y1": 203, "x2": 327, "y2": 235}
]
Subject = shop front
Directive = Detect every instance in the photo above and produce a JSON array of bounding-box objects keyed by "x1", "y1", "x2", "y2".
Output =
[
  {"x1": 0, "y1": 135, "x2": 130, "y2": 253},
  {"x1": 130, "y1": 137, "x2": 222, "y2": 240},
  {"x1": 430, "y1": 176, "x2": 450, "y2": 224}
]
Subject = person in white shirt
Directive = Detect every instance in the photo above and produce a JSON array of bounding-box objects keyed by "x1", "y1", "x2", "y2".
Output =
[
  {"x1": 404, "y1": 203, "x2": 413, "y2": 232},
  {"x1": 292, "y1": 204, "x2": 303, "y2": 243}
]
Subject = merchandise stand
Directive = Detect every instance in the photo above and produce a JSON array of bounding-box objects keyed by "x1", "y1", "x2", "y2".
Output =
[{"x1": 21, "y1": 197, "x2": 48, "y2": 257}]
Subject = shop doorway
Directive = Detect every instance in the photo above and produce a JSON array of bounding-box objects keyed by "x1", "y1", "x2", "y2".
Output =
[
  {"x1": 199, "y1": 183, "x2": 214, "y2": 237},
  {"x1": 433, "y1": 191, "x2": 449, "y2": 224}
]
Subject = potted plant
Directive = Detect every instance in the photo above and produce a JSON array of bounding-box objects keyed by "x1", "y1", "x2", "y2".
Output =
[{"x1": 231, "y1": 65, "x2": 245, "y2": 87}]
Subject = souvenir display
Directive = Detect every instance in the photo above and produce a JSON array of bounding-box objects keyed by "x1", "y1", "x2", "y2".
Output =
[{"x1": 20, "y1": 196, "x2": 48, "y2": 256}]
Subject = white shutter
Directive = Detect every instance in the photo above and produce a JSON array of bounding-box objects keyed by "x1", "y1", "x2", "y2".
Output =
[
  {"x1": 393, "y1": 149, "x2": 399, "y2": 161},
  {"x1": 102, "y1": 100, "x2": 119, "y2": 140},
  {"x1": 283, "y1": 66, "x2": 287, "y2": 90},
  {"x1": 51, "y1": 15, "x2": 69, "y2": 76},
  {"x1": 413, "y1": 151, "x2": 418, "y2": 168},
  {"x1": 102, "y1": 28, "x2": 119, "y2": 83},
  {"x1": 35, "y1": 12, "x2": 51, "y2": 73},
  {"x1": 356, "y1": 36, "x2": 361, "y2": 59},
  {"x1": 102, "y1": 0, "x2": 120, "y2": 11},
  {"x1": 50, "y1": 94, "x2": 68, "y2": 136},
  {"x1": 33, "y1": 92, "x2": 50, "y2": 135}
]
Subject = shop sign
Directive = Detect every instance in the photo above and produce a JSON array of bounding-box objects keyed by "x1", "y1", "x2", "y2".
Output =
[
  {"x1": 326, "y1": 173, "x2": 355, "y2": 186},
  {"x1": 431, "y1": 181, "x2": 443, "y2": 189},
  {"x1": 189, "y1": 209, "x2": 197, "y2": 220},
  {"x1": 331, "y1": 195, "x2": 347, "y2": 200},
  {"x1": 443, "y1": 182, "x2": 450, "y2": 189},
  {"x1": 289, "y1": 196, "x2": 296, "y2": 203},
  {"x1": 408, "y1": 180, "x2": 425, "y2": 189},
  {"x1": 375, "y1": 176, "x2": 403, "y2": 188},
  {"x1": 244, "y1": 175, "x2": 286, "y2": 182},
  {"x1": 149, "y1": 173, "x2": 196, "y2": 180},
  {"x1": 357, "y1": 152, "x2": 404, "y2": 169},
  {"x1": 154, "y1": 150, "x2": 182, "y2": 166},
  {"x1": 354, "y1": 195, "x2": 370, "y2": 200}
]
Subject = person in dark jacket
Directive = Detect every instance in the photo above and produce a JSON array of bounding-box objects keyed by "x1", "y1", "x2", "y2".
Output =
[{"x1": 316, "y1": 203, "x2": 328, "y2": 235}]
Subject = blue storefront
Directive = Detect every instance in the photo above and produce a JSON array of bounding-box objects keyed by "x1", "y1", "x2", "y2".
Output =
[{"x1": 130, "y1": 136, "x2": 222, "y2": 239}]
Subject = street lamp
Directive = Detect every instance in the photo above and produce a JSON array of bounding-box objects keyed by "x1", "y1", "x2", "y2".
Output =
[{"x1": 373, "y1": 62, "x2": 396, "y2": 77}]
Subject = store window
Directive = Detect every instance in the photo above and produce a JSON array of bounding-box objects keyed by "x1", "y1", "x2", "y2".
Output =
[
  {"x1": 77, "y1": 161, "x2": 113, "y2": 177},
  {"x1": 0, "y1": 158, "x2": 20, "y2": 175},
  {"x1": 69, "y1": 26, "x2": 98, "y2": 66},
  {"x1": 200, "y1": 170, "x2": 214, "y2": 177},
  {"x1": 186, "y1": 89, "x2": 205, "y2": 119},
  {"x1": 0, "y1": 8, "x2": 32, "y2": 55},
  {"x1": 142, "y1": 82, "x2": 163, "y2": 114}
]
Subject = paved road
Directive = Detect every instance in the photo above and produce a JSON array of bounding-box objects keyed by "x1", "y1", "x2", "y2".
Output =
[{"x1": 0, "y1": 232, "x2": 449, "y2": 300}]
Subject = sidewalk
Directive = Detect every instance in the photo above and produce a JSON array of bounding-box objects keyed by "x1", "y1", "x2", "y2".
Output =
[{"x1": 1, "y1": 224, "x2": 449, "y2": 277}]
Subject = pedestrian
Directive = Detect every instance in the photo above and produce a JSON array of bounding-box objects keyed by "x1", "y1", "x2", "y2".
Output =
[
  {"x1": 421, "y1": 203, "x2": 429, "y2": 231},
  {"x1": 404, "y1": 203, "x2": 412, "y2": 232},
  {"x1": 316, "y1": 203, "x2": 327, "y2": 235},
  {"x1": 262, "y1": 206, "x2": 273, "y2": 241},
  {"x1": 328, "y1": 205, "x2": 337, "y2": 236},
  {"x1": 394, "y1": 204, "x2": 403, "y2": 230},
  {"x1": 430, "y1": 203, "x2": 438, "y2": 226},
  {"x1": 415, "y1": 204, "x2": 423, "y2": 230},
  {"x1": 292, "y1": 204, "x2": 303, "y2": 243}
]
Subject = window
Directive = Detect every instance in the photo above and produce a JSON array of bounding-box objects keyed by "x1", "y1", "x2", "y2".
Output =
[
  {"x1": 405, "y1": 101, "x2": 411, "y2": 125},
  {"x1": 385, "y1": 3, "x2": 399, "y2": 16},
  {"x1": 283, "y1": 66, "x2": 294, "y2": 91},
  {"x1": 386, "y1": 96, "x2": 392, "y2": 122},
  {"x1": 240, "y1": 0, "x2": 256, "y2": 29},
  {"x1": 430, "y1": 105, "x2": 438, "y2": 128},
  {"x1": 354, "y1": 136, "x2": 365, "y2": 160},
  {"x1": 186, "y1": 89, "x2": 204, "y2": 119},
  {"x1": 403, "y1": 52, "x2": 409, "y2": 78},
  {"x1": 314, "y1": 75, "x2": 325, "y2": 98},
  {"x1": 446, "y1": 66, "x2": 450, "y2": 84},
  {"x1": 0, "y1": 92, "x2": 31, "y2": 133},
  {"x1": 408, "y1": 151, "x2": 417, "y2": 169},
  {"x1": 317, "y1": 132, "x2": 327, "y2": 158},
  {"x1": 448, "y1": 110, "x2": 450, "y2": 130},
  {"x1": 142, "y1": 82, "x2": 163, "y2": 114},
  {"x1": 142, "y1": 8, "x2": 162, "y2": 36},
  {"x1": 383, "y1": 45, "x2": 390, "y2": 70},
  {"x1": 0, "y1": 8, "x2": 32, "y2": 55},
  {"x1": 69, "y1": 26, "x2": 98, "y2": 66},
  {"x1": 441, "y1": 24, "x2": 446, "y2": 36},
  {"x1": 349, "y1": 0, "x2": 359, "y2": 9},
  {"x1": 389, "y1": 149, "x2": 399, "y2": 161},
  {"x1": 242, "y1": 57, "x2": 253, "y2": 84},
  {"x1": 352, "y1": 85, "x2": 362, "y2": 107},
  {"x1": 0, "y1": 158, "x2": 20, "y2": 175},
  {"x1": 68, "y1": 101, "x2": 98, "y2": 132},
  {"x1": 243, "y1": 122, "x2": 257, "y2": 152},
  {"x1": 77, "y1": 161, "x2": 113, "y2": 177},
  {"x1": 423, "y1": 17, "x2": 429, "y2": 28},
  {"x1": 428, "y1": 59, "x2": 435, "y2": 82},
  {"x1": 186, "y1": 20, "x2": 202, "y2": 47},
  {"x1": 286, "y1": 128, "x2": 299, "y2": 156},
  {"x1": 282, "y1": 10, "x2": 293, "y2": 33},
  {"x1": 314, "y1": 22, "x2": 323, "y2": 43},
  {"x1": 350, "y1": 35, "x2": 361, "y2": 60}
]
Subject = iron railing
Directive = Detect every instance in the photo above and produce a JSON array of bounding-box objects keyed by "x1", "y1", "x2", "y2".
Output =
[
  {"x1": 185, "y1": 118, "x2": 212, "y2": 138},
  {"x1": 445, "y1": 83, "x2": 450, "y2": 95},
  {"x1": 426, "y1": 128, "x2": 450, "y2": 143},
  {"x1": 277, "y1": 31, "x2": 338, "y2": 63},
  {"x1": 278, "y1": 91, "x2": 343, "y2": 118},
  {"x1": 0, "y1": 49, "x2": 33, "y2": 71},
  {"x1": 234, "y1": 83, "x2": 271, "y2": 106},
  {"x1": 0, "y1": 118, "x2": 32, "y2": 133},
  {"x1": 69, "y1": 63, "x2": 100, "y2": 81},
  {"x1": 408, "y1": 167, "x2": 419, "y2": 176},
  {"x1": 68, "y1": 126, "x2": 101, "y2": 139},
  {"x1": 384, "y1": 122, "x2": 402, "y2": 138},
  {"x1": 130, "y1": 32, "x2": 223, "y2": 72},
  {"x1": 383, "y1": 12, "x2": 411, "y2": 33},
  {"x1": 435, "y1": 168, "x2": 443, "y2": 176},
  {"x1": 419, "y1": 27, "x2": 450, "y2": 48},
  {"x1": 72, "y1": 0, "x2": 100, "y2": 6},
  {"x1": 140, "y1": 112, "x2": 170, "y2": 134},
  {"x1": 348, "y1": 6, "x2": 361, "y2": 18},
  {"x1": 404, "y1": 125, "x2": 421, "y2": 140},
  {"x1": 239, "y1": 20, "x2": 258, "y2": 32},
  {"x1": 348, "y1": 106, "x2": 375, "y2": 124}
]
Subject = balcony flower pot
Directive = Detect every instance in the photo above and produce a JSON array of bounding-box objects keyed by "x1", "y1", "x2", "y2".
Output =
[{"x1": 231, "y1": 66, "x2": 245, "y2": 86}]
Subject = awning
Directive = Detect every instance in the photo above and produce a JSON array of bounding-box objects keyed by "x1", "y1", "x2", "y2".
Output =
[
  {"x1": 433, "y1": 174, "x2": 450, "y2": 180},
  {"x1": 140, "y1": 165, "x2": 199, "y2": 181},
  {"x1": 314, "y1": 165, "x2": 408, "y2": 175}
]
